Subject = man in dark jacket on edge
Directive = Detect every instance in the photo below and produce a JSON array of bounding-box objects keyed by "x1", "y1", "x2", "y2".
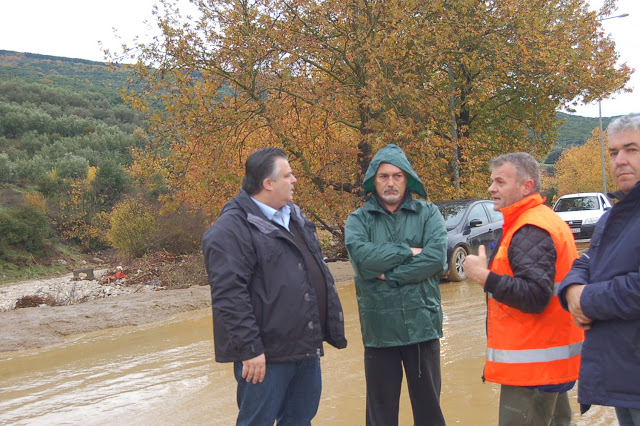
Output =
[
  {"x1": 345, "y1": 144, "x2": 448, "y2": 426},
  {"x1": 558, "y1": 113, "x2": 640, "y2": 425},
  {"x1": 464, "y1": 152, "x2": 583, "y2": 426},
  {"x1": 202, "y1": 147, "x2": 347, "y2": 425}
]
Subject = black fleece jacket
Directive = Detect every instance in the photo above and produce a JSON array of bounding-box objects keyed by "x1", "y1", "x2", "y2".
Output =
[{"x1": 484, "y1": 225, "x2": 557, "y2": 314}]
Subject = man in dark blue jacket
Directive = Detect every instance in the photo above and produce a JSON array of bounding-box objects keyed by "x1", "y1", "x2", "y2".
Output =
[
  {"x1": 559, "y1": 112, "x2": 640, "y2": 425},
  {"x1": 202, "y1": 147, "x2": 347, "y2": 425}
]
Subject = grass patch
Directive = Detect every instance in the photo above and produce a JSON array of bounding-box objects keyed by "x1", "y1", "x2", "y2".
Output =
[
  {"x1": 0, "y1": 260, "x2": 69, "y2": 285},
  {"x1": 0, "y1": 242, "x2": 86, "y2": 285}
]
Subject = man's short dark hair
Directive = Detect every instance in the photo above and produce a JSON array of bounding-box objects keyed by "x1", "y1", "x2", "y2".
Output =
[
  {"x1": 242, "y1": 147, "x2": 288, "y2": 196},
  {"x1": 491, "y1": 152, "x2": 541, "y2": 194}
]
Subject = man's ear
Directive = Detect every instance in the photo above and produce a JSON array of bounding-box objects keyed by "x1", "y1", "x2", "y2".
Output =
[
  {"x1": 522, "y1": 179, "x2": 534, "y2": 196},
  {"x1": 262, "y1": 177, "x2": 273, "y2": 191}
]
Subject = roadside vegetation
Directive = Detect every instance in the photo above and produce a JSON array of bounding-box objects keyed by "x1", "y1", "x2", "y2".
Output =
[{"x1": 0, "y1": 53, "x2": 207, "y2": 283}]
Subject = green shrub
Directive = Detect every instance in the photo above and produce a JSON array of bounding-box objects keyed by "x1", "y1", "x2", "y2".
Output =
[
  {"x1": 0, "y1": 204, "x2": 56, "y2": 257},
  {"x1": 91, "y1": 159, "x2": 130, "y2": 208},
  {"x1": 13, "y1": 155, "x2": 52, "y2": 182},
  {"x1": 55, "y1": 154, "x2": 89, "y2": 180},
  {"x1": 36, "y1": 171, "x2": 62, "y2": 196},
  {"x1": 0, "y1": 153, "x2": 14, "y2": 183},
  {"x1": 107, "y1": 197, "x2": 157, "y2": 257}
]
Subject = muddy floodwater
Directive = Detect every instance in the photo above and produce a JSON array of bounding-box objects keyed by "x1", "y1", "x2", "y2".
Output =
[{"x1": 1, "y1": 278, "x2": 617, "y2": 425}]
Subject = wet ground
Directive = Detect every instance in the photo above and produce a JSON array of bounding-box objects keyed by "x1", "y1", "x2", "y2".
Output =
[{"x1": 0, "y1": 272, "x2": 617, "y2": 425}]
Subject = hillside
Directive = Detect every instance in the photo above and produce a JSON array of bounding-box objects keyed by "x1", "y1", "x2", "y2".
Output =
[
  {"x1": 0, "y1": 50, "x2": 148, "y2": 279},
  {"x1": 0, "y1": 50, "x2": 136, "y2": 102},
  {"x1": 0, "y1": 49, "x2": 614, "y2": 163},
  {"x1": 545, "y1": 112, "x2": 616, "y2": 163}
]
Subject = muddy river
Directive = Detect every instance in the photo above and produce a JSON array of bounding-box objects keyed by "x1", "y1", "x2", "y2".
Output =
[{"x1": 0, "y1": 279, "x2": 617, "y2": 425}]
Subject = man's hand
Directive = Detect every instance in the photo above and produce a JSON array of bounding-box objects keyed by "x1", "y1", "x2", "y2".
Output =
[
  {"x1": 378, "y1": 247, "x2": 422, "y2": 279},
  {"x1": 463, "y1": 245, "x2": 490, "y2": 287},
  {"x1": 242, "y1": 354, "x2": 266, "y2": 384},
  {"x1": 565, "y1": 284, "x2": 592, "y2": 330}
]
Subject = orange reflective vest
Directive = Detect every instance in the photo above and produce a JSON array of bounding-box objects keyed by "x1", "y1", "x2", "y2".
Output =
[{"x1": 485, "y1": 194, "x2": 584, "y2": 386}]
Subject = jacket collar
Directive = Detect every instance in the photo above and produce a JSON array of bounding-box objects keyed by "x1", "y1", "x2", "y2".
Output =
[
  {"x1": 500, "y1": 193, "x2": 544, "y2": 228},
  {"x1": 629, "y1": 181, "x2": 640, "y2": 200},
  {"x1": 608, "y1": 189, "x2": 626, "y2": 202},
  {"x1": 233, "y1": 190, "x2": 301, "y2": 234},
  {"x1": 609, "y1": 181, "x2": 640, "y2": 203},
  {"x1": 234, "y1": 189, "x2": 265, "y2": 216}
]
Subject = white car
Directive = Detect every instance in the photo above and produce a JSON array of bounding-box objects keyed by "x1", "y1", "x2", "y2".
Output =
[{"x1": 552, "y1": 192, "x2": 612, "y2": 239}]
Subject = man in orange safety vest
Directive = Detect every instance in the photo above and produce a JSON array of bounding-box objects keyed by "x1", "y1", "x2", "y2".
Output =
[{"x1": 464, "y1": 152, "x2": 583, "y2": 426}]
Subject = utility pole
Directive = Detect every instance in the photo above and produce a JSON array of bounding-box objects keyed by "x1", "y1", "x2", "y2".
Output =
[{"x1": 597, "y1": 13, "x2": 629, "y2": 195}]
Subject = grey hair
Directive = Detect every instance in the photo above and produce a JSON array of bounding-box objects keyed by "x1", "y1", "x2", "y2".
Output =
[
  {"x1": 607, "y1": 113, "x2": 640, "y2": 138},
  {"x1": 490, "y1": 152, "x2": 541, "y2": 193}
]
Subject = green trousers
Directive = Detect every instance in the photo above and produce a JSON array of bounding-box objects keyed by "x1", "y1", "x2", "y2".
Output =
[{"x1": 499, "y1": 385, "x2": 573, "y2": 426}]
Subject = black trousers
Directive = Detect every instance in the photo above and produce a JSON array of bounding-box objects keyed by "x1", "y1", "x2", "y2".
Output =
[{"x1": 364, "y1": 339, "x2": 445, "y2": 426}]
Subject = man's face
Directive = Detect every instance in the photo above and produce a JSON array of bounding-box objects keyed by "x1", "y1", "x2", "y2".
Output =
[
  {"x1": 609, "y1": 130, "x2": 640, "y2": 194},
  {"x1": 374, "y1": 162, "x2": 407, "y2": 210},
  {"x1": 488, "y1": 162, "x2": 529, "y2": 211},
  {"x1": 269, "y1": 157, "x2": 297, "y2": 208}
]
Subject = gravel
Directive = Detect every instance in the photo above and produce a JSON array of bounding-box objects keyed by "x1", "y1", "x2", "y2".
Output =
[{"x1": 0, "y1": 268, "x2": 165, "y2": 312}]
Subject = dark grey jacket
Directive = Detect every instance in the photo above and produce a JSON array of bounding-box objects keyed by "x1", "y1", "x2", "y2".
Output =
[{"x1": 202, "y1": 189, "x2": 347, "y2": 363}]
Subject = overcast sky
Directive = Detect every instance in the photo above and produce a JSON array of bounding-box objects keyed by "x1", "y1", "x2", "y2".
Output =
[{"x1": 1, "y1": 0, "x2": 637, "y2": 118}]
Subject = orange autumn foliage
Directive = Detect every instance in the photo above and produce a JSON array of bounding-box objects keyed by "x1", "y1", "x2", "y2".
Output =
[
  {"x1": 551, "y1": 127, "x2": 614, "y2": 199},
  {"x1": 111, "y1": 0, "x2": 631, "y2": 249}
]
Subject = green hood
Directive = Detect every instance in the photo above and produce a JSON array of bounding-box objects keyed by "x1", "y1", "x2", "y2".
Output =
[{"x1": 362, "y1": 144, "x2": 427, "y2": 198}]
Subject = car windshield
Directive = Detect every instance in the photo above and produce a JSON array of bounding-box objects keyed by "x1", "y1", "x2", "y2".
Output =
[
  {"x1": 436, "y1": 203, "x2": 469, "y2": 229},
  {"x1": 554, "y1": 196, "x2": 599, "y2": 212}
]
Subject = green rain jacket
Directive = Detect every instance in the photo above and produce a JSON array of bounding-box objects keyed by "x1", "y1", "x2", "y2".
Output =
[{"x1": 345, "y1": 144, "x2": 447, "y2": 347}]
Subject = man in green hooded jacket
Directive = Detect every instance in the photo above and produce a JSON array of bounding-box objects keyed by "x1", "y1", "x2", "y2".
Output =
[{"x1": 345, "y1": 144, "x2": 448, "y2": 426}]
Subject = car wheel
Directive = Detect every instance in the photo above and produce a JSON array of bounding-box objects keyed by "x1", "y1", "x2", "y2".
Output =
[{"x1": 448, "y1": 246, "x2": 468, "y2": 282}]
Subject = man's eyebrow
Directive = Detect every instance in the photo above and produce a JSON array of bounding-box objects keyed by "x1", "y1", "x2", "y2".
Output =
[{"x1": 611, "y1": 141, "x2": 640, "y2": 152}]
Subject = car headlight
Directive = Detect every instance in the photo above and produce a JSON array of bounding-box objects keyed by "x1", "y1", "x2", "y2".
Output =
[{"x1": 583, "y1": 217, "x2": 599, "y2": 225}]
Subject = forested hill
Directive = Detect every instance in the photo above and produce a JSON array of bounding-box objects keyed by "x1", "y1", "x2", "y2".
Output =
[
  {"x1": 0, "y1": 50, "x2": 135, "y2": 102},
  {"x1": 0, "y1": 49, "x2": 616, "y2": 162},
  {"x1": 0, "y1": 50, "x2": 145, "y2": 209},
  {"x1": 0, "y1": 50, "x2": 212, "y2": 279},
  {"x1": 546, "y1": 112, "x2": 616, "y2": 164}
]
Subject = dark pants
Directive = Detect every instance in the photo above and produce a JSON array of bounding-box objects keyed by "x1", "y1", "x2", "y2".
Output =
[
  {"x1": 234, "y1": 358, "x2": 321, "y2": 426},
  {"x1": 616, "y1": 407, "x2": 640, "y2": 426},
  {"x1": 364, "y1": 339, "x2": 445, "y2": 426},
  {"x1": 498, "y1": 385, "x2": 572, "y2": 426}
]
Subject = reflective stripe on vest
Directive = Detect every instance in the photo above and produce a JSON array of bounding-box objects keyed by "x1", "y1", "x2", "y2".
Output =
[{"x1": 487, "y1": 341, "x2": 582, "y2": 364}]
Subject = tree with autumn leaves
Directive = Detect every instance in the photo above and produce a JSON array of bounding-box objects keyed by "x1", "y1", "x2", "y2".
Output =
[
  {"x1": 550, "y1": 127, "x2": 614, "y2": 200},
  {"x1": 111, "y1": 0, "x2": 630, "y2": 249}
]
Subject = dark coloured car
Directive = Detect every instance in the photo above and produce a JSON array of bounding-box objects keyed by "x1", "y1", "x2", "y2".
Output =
[{"x1": 435, "y1": 199, "x2": 503, "y2": 282}]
